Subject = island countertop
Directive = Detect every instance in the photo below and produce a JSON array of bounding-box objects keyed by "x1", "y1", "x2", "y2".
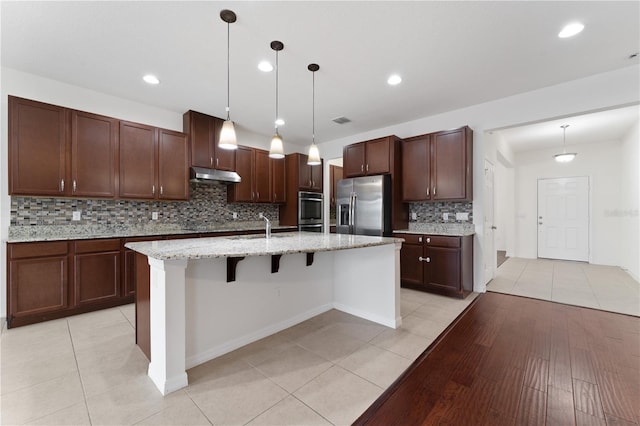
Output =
[{"x1": 125, "y1": 231, "x2": 402, "y2": 261}]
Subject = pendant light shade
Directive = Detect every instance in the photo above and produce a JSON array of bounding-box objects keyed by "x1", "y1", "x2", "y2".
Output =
[
  {"x1": 269, "y1": 41, "x2": 285, "y2": 159},
  {"x1": 307, "y1": 63, "x2": 321, "y2": 166},
  {"x1": 554, "y1": 124, "x2": 577, "y2": 163},
  {"x1": 219, "y1": 9, "x2": 237, "y2": 150}
]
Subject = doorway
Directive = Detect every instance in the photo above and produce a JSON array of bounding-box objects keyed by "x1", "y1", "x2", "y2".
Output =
[
  {"x1": 537, "y1": 176, "x2": 589, "y2": 262},
  {"x1": 484, "y1": 159, "x2": 495, "y2": 284}
]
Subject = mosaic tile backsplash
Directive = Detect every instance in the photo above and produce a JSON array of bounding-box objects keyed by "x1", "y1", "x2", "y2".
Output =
[
  {"x1": 409, "y1": 201, "x2": 473, "y2": 223},
  {"x1": 10, "y1": 182, "x2": 279, "y2": 227}
]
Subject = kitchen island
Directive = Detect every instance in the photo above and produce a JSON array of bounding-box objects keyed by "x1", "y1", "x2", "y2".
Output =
[{"x1": 126, "y1": 231, "x2": 402, "y2": 395}]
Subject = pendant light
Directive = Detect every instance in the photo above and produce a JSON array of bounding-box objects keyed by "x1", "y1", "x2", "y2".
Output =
[
  {"x1": 554, "y1": 124, "x2": 577, "y2": 163},
  {"x1": 307, "y1": 63, "x2": 321, "y2": 165},
  {"x1": 269, "y1": 41, "x2": 285, "y2": 159},
  {"x1": 219, "y1": 9, "x2": 238, "y2": 150}
]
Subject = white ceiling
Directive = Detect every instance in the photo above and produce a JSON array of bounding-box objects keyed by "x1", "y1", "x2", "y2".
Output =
[{"x1": 2, "y1": 1, "x2": 639, "y2": 149}]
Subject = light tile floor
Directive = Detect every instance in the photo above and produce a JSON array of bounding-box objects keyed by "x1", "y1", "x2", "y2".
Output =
[
  {"x1": 0, "y1": 289, "x2": 477, "y2": 426},
  {"x1": 488, "y1": 257, "x2": 640, "y2": 317}
]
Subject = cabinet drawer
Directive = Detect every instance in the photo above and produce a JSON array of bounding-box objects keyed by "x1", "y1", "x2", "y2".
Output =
[
  {"x1": 74, "y1": 238, "x2": 121, "y2": 254},
  {"x1": 9, "y1": 241, "x2": 69, "y2": 259},
  {"x1": 394, "y1": 233, "x2": 423, "y2": 245},
  {"x1": 424, "y1": 235, "x2": 460, "y2": 248}
]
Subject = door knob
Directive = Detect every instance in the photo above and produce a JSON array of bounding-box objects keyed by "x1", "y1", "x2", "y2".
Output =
[{"x1": 491, "y1": 226, "x2": 497, "y2": 230}]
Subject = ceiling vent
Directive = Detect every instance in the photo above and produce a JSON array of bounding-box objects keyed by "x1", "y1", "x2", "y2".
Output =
[{"x1": 332, "y1": 116, "x2": 351, "y2": 124}]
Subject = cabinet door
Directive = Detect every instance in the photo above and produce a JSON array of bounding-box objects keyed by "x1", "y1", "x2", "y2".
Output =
[
  {"x1": 432, "y1": 128, "x2": 468, "y2": 200},
  {"x1": 330, "y1": 165, "x2": 344, "y2": 206},
  {"x1": 424, "y1": 246, "x2": 461, "y2": 292},
  {"x1": 228, "y1": 146, "x2": 254, "y2": 202},
  {"x1": 343, "y1": 142, "x2": 365, "y2": 177},
  {"x1": 72, "y1": 111, "x2": 118, "y2": 198},
  {"x1": 402, "y1": 136, "x2": 430, "y2": 201},
  {"x1": 297, "y1": 154, "x2": 312, "y2": 189},
  {"x1": 74, "y1": 251, "x2": 121, "y2": 306},
  {"x1": 254, "y1": 149, "x2": 271, "y2": 203},
  {"x1": 365, "y1": 138, "x2": 390, "y2": 175},
  {"x1": 399, "y1": 243, "x2": 424, "y2": 287},
  {"x1": 212, "y1": 117, "x2": 236, "y2": 171},
  {"x1": 271, "y1": 157, "x2": 286, "y2": 203},
  {"x1": 119, "y1": 121, "x2": 157, "y2": 199},
  {"x1": 9, "y1": 96, "x2": 69, "y2": 196},
  {"x1": 158, "y1": 129, "x2": 189, "y2": 200},
  {"x1": 186, "y1": 110, "x2": 214, "y2": 168},
  {"x1": 310, "y1": 161, "x2": 323, "y2": 192},
  {"x1": 9, "y1": 257, "x2": 68, "y2": 318}
]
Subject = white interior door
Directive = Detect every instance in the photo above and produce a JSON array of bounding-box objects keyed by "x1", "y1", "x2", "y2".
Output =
[
  {"x1": 484, "y1": 159, "x2": 495, "y2": 284},
  {"x1": 537, "y1": 177, "x2": 589, "y2": 261}
]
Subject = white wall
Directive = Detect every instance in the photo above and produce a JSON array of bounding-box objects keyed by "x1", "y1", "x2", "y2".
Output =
[
  {"x1": 2, "y1": 65, "x2": 640, "y2": 318},
  {"x1": 495, "y1": 160, "x2": 515, "y2": 255},
  {"x1": 619, "y1": 122, "x2": 640, "y2": 281},
  {"x1": 513, "y1": 140, "x2": 623, "y2": 265}
]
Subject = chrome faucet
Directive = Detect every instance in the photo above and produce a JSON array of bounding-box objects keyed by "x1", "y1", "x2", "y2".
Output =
[{"x1": 259, "y1": 213, "x2": 271, "y2": 239}]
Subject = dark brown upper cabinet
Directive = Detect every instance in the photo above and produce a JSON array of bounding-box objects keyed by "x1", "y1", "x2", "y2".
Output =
[
  {"x1": 183, "y1": 110, "x2": 236, "y2": 171},
  {"x1": 297, "y1": 153, "x2": 323, "y2": 192},
  {"x1": 271, "y1": 157, "x2": 286, "y2": 204},
  {"x1": 402, "y1": 126, "x2": 473, "y2": 202},
  {"x1": 119, "y1": 122, "x2": 189, "y2": 201},
  {"x1": 227, "y1": 147, "x2": 272, "y2": 203},
  {"x1": 343, "y1": 137, "x2": 391, "y2": 178},
  {"x1": 329, "y1": 165, "x2": 344, "y2": 207}
]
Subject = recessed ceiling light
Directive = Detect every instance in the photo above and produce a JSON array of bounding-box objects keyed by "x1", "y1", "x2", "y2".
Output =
[
  {"x1": 558, "y1": 22, "x2": 585, "y2": 38},
  {"x1": 258, "y1": 61, "x2": 273, "y2": 72},
  {"x1": 143, "y1": 74, "x2": 160, "y2": 85},
  {"x1": 387, "y1": 74, "x2": 402, "y2": 85},
  {"x1": 275, "y1": 118, "x2": 285, "y2": 126}
]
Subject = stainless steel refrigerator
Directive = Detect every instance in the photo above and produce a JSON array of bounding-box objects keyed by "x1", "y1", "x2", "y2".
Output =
[{"x1": 336, "y1": 174, "x2": 392, "y2": 236}]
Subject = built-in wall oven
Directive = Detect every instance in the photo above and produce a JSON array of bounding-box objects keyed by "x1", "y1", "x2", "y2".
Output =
[{"x1": 298, "y1": 191, "x2": 323, "y2": 232}]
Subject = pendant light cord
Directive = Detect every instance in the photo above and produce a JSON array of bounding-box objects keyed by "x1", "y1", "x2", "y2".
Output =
[
  {"x1": 312, "y1": 70, "x2": 315, "y2": 144},
  {"x1": 275, "y1": 50, "x2": 279, "y2": 131},
  {"x1": 226, "y1": 21, "x2": 230, "y2": 120}
]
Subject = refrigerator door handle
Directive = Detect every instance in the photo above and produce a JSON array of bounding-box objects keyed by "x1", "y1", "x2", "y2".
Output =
[{"x1": 349, "y1": 192, "x2": 356, "y2": 233}]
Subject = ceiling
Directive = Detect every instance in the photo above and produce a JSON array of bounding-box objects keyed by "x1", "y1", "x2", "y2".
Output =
[
  {"x1": 493, "y1": 104, "x2": 640, "y2": 153},
  {"x1": 2, "y1": 1, "x2": 639, "y2": 149}
]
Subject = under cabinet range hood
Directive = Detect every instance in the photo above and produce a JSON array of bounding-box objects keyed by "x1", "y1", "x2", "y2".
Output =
[{"x1": 189, "y1": 167, "x2": 241, "y2": 184}]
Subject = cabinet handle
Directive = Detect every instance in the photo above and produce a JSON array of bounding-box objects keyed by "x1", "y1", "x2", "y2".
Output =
[
  {"x1": 257, "y1": 191, "x2": 259, "y2": 199},
  {"x1": 152, "y1": 185, "x2": 155, "y2": 195},
  {"x1": 366, "y1": 164, "x2": 369, "y2": 172},
  {"x1": 426, "y1": 187, "x2": 429, "y2": 196},
  {"x1": 73, "y1": 180, "x2": 77, "y2": 192},
  {"x1": 60, "y1": 179, "x2": 65, "y2": 192},
  {"x1": 419, "y1": 257, "x2": 431, "y2": 263},
  {"x1": 361, "y1": 164, "x2": 364, "y2": 172},
  {"x1": 426, "y1": 237, "x2": 431, "y2": 243},
  {"x1": 433, "y1": 187, "x2": 436, "y2": 196},
  {"x1": 216, "y1": 158, "x2": 219, "y2": 167},
  {"x1": 210, "y1": 157, "x2": 213, "y2": 167},
  {"x1": 418, "y1": 237, "x2": 422, "y2": 242},
  {"x1": 160, "y1": 186, "x2": 164, "y2": 196}
]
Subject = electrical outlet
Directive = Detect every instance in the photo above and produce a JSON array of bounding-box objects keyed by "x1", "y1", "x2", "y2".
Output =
[
  {"x1": 258, "y1": 212, "x2": 264, "y2": 219},
  {"x1": 456, "y1": 212, "x2": 469, "y2": 221},
  {"x1": 152, "y1": 212, "x2": 158, "y2": 220},
  {"x1": 232, "y1": 212, "x2": 238, "y2": 219},
  {"x1": 410, "y1": 212, "x2": 417, "y2": 220},
  {"x1": 72, "y1": 211, "x2": 81, "y2": 221},
  {"x1": 443, "y1": 212, "x2": 449, "y2": 221}
]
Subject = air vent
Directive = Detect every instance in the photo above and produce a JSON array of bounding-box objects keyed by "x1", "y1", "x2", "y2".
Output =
[{"x1": 332, "y1": 116, "x2": 351, "y2": 124}]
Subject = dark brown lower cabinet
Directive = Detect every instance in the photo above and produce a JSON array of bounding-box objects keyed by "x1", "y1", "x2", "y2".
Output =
[
  {"x1": 394, "y1": 233, "x2": 473, "y2": 298},
  {"x1": 74, "y1": 239, "x2": 121, "y2": 306},
  {"x1": 7, "y1": 238, "x2": 132, "y2": 328}
]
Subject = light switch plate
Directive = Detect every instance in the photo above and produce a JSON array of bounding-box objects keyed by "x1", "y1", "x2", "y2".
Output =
[
  {"x1": 72, "y1": 211, "x2": 81, "y2": 221},
  {"x1": 152, "y1": 212, "x2": 158, "y2": 220},
  {"x1": 410, "y1": 212, "x2": 417, "y2": 220},
  {"x1": 456, "y1": 212, "x2": 469, "y2": 221},
  {"x1": 443, "y1": 212, "x2": 449, "y2": 221}
]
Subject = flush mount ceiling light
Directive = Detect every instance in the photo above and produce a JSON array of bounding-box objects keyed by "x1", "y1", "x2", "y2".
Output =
[
  {"x1": 554, "y1": 124, "x2": 577, "y2": 163},
  {"x1": 558, "y1": 22, "x2": 585, "y2": 38},
  {"x1": 387, "y1": 74, "x2": 402, "y2": 85},
  {"x1": 269, "y1": 41, "x2": 285, "y2": 159},
  {"x1": 219, "y1": 9, "x2": 238, "y2": 150},
  {"x1": 258, "y1": 61, "x2": 273, "y2": 72},
  {"x1": 143, "y1": 74, "x2": 160, "y2": 85},
  {"x1": 307, "y1": 63, "x2": 321, "y2": 166}
]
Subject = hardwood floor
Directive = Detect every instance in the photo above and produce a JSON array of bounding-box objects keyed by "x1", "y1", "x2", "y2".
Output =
[{"x1": 355, "y1": 292, "x2": 640, "y2": 426}]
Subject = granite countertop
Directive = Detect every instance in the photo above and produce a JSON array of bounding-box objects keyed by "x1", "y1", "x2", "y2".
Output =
[
  {"x1": 394, "y1": 222, "x2": 475, "y2": 236},
  {"x1": 6, "y1": 222, "x2": 298, "y2": 243},
  {"x1": 126, "y1": 232, "x2": 402, "y2": 261}
]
